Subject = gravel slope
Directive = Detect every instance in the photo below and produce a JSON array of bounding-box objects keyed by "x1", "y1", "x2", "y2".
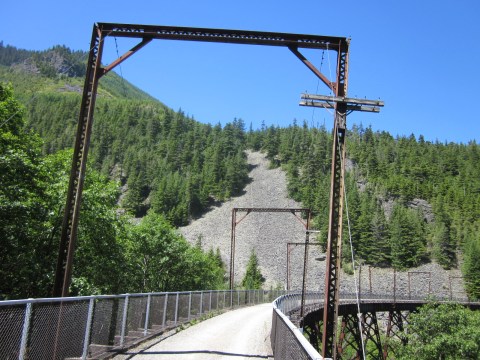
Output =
[
  {"x1": 124, "y1": 303, "x2": 274, "y2": 360},
  {"x1": 179, "y1": 151, "x2": 467, "y2": 298},
  {"x1": 179, "y1": 151, "x2": 325, "y2": 291}
]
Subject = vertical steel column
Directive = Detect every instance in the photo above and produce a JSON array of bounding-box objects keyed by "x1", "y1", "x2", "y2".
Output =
[
  {"x1": 230, "y1": 209, "x2": 236, "y2": 289},
  {"x1": 300, "y1": 233, "x2": 311, "y2": 317},
  {"x1": 53, "y1": 24, "x2": 105, "y2": 297},
  {"x1": 300, "y1": 215, "x2": 311, "y2": 317},
  {"x1": 369, "y1": 266, "x2": 372, "y2": 293},
  {"x1": 408, "y1": 272, "x2": 412, "y2": 299},
  {"x1": 393, "y1": 269, "x2": 397, "y2": 303},
  {"x1": 287, "y1": 244, "x2": 290, "y2": 291},
  {"x1": 199, "y1": 291, "x2": 203, "y2": 315},
  {"x1": 322, "y1": 39, "x2": 349, "y2": 360}
]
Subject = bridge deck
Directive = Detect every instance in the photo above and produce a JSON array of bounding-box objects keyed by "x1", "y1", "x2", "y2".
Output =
[{"x1": 116, "y1": 303, "x2": 273, "y2": 360}]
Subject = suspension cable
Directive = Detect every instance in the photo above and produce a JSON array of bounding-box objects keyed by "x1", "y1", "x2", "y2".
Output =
[
  {"x1": 310, "y1": 48, "x2": 325, "y2": 127},
  {"x1": 114, "y1": 36, "x2": 128, "y2": 97},
  {"x1": 338, "y1": 135, "x2": 367, "y2": 360}
]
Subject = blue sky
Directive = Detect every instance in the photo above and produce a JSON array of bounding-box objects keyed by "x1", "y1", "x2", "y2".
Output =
[{"x1": 1, "y1": 0, "x2": 479, "y2": 143}]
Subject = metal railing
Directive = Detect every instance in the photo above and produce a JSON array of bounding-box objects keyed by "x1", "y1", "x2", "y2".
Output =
[
  {"x1": 270, "y1": 290, "x2": 477, "y2": 360},
  {"x1": 271, "y1": 292, "x2": 325, "y2": 360},
  {"x1": 0, "y1": 289, "x2": 283, "y2": 360}
]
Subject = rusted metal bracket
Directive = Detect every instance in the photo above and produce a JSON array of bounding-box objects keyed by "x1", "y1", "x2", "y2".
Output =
[
  {"x1": 286, "y1": 240, "x2": 322, "y2": 291},
  {"x1": 288, "y1": 46, "x2": 335, "y2": 92},
  {"x1": 230, "y1": 207, "x2": 311, "y2": 289},
  {"x1": 102, "y1": 37, "x2": 152, "y2": 76}
]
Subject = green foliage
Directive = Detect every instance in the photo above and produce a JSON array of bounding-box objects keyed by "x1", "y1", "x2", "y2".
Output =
[
  {"x1": 396, "y1": 303, "x2": 480, "y2": 360},
  {"x1": 0, "y1": 44, "x2": 250, "y2": 226},
  {"x1": 463, "y1": 230, "x2": 480, "y2": 300},
  {"x1": 123, "y1": 211, "x2": 225, "y2": 292},
  {"x1": 247, "y1": 122, "x2": 480, "y2": 274},
  {"x1": 388, "y1": 204, "x2": 427, "y2": 269},
  {"x1": 0, "y1": 82, "x2": 227, "y2": 299},
  {"x1": 241, "y1": 250, "x2": 265, "y2": 290},
  {"x1": 0, "y1": 82, "x2": 50, "y2": 298}
]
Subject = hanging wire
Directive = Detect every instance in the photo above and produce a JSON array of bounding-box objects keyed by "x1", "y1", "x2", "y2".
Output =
[
  {"x1": 114, "y1": 36, "x2": 128, "y2": 98},
  {"x1": 310, "y1": 49, "x2": 326, "y2": 128},
  {"x1": 338, "y1": 131, "x2": 367, "y2": 360},
  {"x1": 321, "y1": 43, "x2": 335, "y2": 116}
]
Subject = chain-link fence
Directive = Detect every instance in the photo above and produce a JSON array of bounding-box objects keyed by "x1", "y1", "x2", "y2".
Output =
[
  {"x1": 271, "y1": 292, "x2": 324, "y2": 360},
  {"x1": 0, "y1": 289, "x2": 283, "y2": 360}
]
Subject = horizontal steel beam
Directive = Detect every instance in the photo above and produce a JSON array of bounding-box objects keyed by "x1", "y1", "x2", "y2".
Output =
[
  {"x1": 234, "y1": 207, "x2": 310, "y2": 213},
  {"x1": 97, "y1": 23, "x2": 347, "y2": 51},
  {"x1": 300, "y1": 100, "x2": 382, "y2": 113},
  {"x1": 301, "y1": 93, "x2": 384, "y2": 106}
]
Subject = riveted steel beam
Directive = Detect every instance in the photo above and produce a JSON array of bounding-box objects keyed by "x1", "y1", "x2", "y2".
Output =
[{"x1": 229, "y1": 207, "x2": 312, "y2": 289}]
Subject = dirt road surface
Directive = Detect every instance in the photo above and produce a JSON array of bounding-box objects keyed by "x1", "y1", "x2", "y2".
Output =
[{"x1": 121, "y1": 303, "x2": 274, "y2": 359}]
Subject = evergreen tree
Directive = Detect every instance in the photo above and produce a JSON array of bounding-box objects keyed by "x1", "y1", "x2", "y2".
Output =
[
  {"x1": 241, "y1": 250, "x2": 265, "y2": 290},
  {"x1": 388, "y1": 204, "x2": 427, "y2": 269},
  {"x1": 463, "y1": 233, "x2": 480, "y2": 300}
]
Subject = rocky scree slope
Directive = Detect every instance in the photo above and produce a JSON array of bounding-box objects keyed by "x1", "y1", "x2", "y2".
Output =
[{"x1": 179, "y1": 151, "x2": 466, "y2": 299}]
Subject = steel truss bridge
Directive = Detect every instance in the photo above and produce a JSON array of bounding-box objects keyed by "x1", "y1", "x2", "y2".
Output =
[{"x1": 274, "y1": 292, "x2": 480, "y2": 360}]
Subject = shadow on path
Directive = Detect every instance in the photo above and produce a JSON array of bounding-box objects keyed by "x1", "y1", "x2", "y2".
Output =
[{"x1": 124, "y1": 349, "x2": 272, "y2": 358}]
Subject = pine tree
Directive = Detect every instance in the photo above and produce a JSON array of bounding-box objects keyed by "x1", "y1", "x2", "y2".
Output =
[{"x1": 241, "y1": 250, "x2": 265, "y2": 290}]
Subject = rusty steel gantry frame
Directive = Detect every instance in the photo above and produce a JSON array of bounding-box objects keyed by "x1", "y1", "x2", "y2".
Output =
[
  {"x1": 229, "y1": 208, "x2": 311, "y2": 290},
  {"x1": 286, "y1": 241, "x2": 322, "y2": 292},
  {"x1": 53, "y1": 21, "x2": 383, "y2": 360},
  {"x1": 53, "y1": 22, "x2": 346, "y2": 298}
]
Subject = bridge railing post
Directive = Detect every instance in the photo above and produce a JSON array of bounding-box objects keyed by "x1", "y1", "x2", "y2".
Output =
[
  {"x1": 188, "y1": 292, "x2": 192, "y2": 321},
  {"x1": 18, "y1": 301, "x2": 32, "y2": 360},
  {"x1": 120, "y1": 295, "x2": 130, "y2": 347},
  {"x1": 174, "y1": 293, "x2": 179, "y2": 325},
  {"x1": 162, "y1": 293, "x2": 168, "y2": 327},
  {"x1": 209, "y1": 291, "x2": 212, "y2": 312},
  {"x1": 81, "y1": 297, "x2": 95, "y2": 360},
  {"x1": 143, "y1": 294, "x2": 151, "y2": 336}
]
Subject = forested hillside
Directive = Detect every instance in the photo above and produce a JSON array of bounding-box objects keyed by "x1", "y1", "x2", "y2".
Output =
[
  {"x1": 1, "y1": 42, "x2": 479, "y2": 300},
  {"x1": 247, "y1": 122, "x2": 480, "y2": 299},
  {"x1": 0, "y1": 43, "x2": 249, "y2": 299},
  {"x1": 0, "y1": 82, "x2": 228, "y2": 299},
  {"x1": 0, "y1": 43, "x2": 250, "y2": 226}
]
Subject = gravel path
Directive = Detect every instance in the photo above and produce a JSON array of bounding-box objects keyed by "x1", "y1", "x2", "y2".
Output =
[
  {"x1": 122, "y1": 303, "x2": 273, "y2": 360},
  {"x1": 179, "y1": 151, "x2": 467, "y2": 298}
]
